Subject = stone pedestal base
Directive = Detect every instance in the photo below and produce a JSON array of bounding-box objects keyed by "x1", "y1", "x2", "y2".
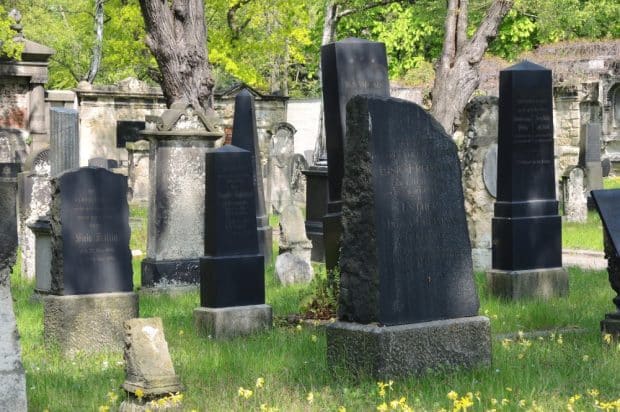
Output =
[
  {"x1": 326, "y1": 316, "x2": 491, "y2": 378},
  {"x1": 44, "y1": 292, "x2": 138, "y2": 354},
  {"x1": 486, "y1": 267, "x2": 569, "y2": 300},
  {"x1": 194, "y1": 304, "x2": 272, "y2": 339},
  {"x1": 141, "y1": 258, "x2": 200, "y2": 287},
  {"x1": 601, "y1": 313, "x2": 620, "y2": 337}
]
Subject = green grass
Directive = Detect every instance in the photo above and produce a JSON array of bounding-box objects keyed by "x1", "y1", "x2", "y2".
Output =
[
  {"x1": 604, "y1": 176, "x2": 620, "y2": 189},
  {"x1": 12, "y1": 203, "x2": 620, "y2": 410}
]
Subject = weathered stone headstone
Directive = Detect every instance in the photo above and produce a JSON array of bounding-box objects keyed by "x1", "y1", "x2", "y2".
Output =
[
  {"x1": 602, "y1": 157, "x2": 611, "y2": 177},
  {"x1": 487, "y1": 61, "x2": 568, "y2": 300},
  {"x1": 1, "y1": 161, "x2": 28, "y2": 411},
  {"x1": 327, "y1": 96, "x2": 490, "y2": 378},
  {"x1": 29, "y1": 218, "x2": 52, "y2": 294},
  {"x1": 194, "y1": 146, "x2": 272, "y2": 339},
  {"x1": 44, "y1": 167, "x2": 138, "y2": 354},
  {"x1": 321, "y1": 38, "x2": 390, "y2": 271},
  {"x1": 591, "y1": 189, "x2": 620, "y2": 337},
  {"x1": 231, "y1": 89, "x2": 273, "y2": 266},
  {"x1": 579, "y1": 122, "x2": 604, "y2": 207},
  {"x1": 270, "y1": 122, "x2": 296, "y2": 214},
  {"x1": 49, "y1": 108, "x2": 79, "y2": 176},
  {"x1": 119, "y1": 317, "x2": 183, "y2": 411},
  {"x1": 117, "y1": 120, "x2": 145, "y2": 148},
  {"x1": 141, "y1": 103, "x2": 222, "y2": 287},
  {"x1": 88, "y1": 157, "x2": 119, "y2": 170},
  {"x1": 126, "y1": 140, "x2": 150, "y2": 204},
  {"x1": 275, "y1": 204, "x2": 313, "y2": 285},
  {"x1": 460, "y1": 96, "x2": 499, "y2": 271},
  {"x1": 562, "y1": 166, "x2": 587, "y2": 223}
]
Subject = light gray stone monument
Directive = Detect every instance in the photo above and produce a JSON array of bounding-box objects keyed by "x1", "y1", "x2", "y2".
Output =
[
  {"x1": 270, "y1": 122, "x2": 296, "y2": 214},
  {"x1": 562, "y1": 166, "x2": 587, "y2": 223},
  {"x1": 141, "y1": 103, "x2": 223, "y2": 288},
  {"x1": 275, "y1": 204, "x2": 313, "y2": 285},
  {"x1": 126, "y1": 140, "x2": 150, "y2": 204}
]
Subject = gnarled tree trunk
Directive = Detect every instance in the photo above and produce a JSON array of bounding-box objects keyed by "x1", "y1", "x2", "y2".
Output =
[
  {"x1": 430, "y1": 0, "x2": 513, "y2": 134},
  {"x1": 139, "y1": 0, "x2": 215, "y2": 113}
]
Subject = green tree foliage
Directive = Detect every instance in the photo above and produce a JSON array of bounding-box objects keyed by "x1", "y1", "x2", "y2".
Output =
[
  {"x1": 17, "y1": 0, "x2": 152, "y2": 88},
  {"x1": 0, "y1": 6, "x2": 23, "y2": 60}
]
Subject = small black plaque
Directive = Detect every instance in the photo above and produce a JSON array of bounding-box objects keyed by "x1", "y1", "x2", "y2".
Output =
[{"x1": 117, "y1": 121, "x2": 146, "y2": 148}]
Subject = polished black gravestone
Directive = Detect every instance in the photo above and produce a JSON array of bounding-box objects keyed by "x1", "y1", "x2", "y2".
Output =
[
  {"x1": 487, "y1": 61, "x2": 568, "y2": 300},
  {"x1": 326, "y1": 96, "x2": 489, "y2": 378},
  {"x1": 44, "y1": 167, "x2": 138, "y2": 354},
  {"x1": 194, "y1": 146, "x2": 271, "y2": 339},
  {"x1": 591, "y1": 189, "x2": 620, "y2": 337},
  {"x1": 321, "y1": 38, "x2": 390, "y2": 271},
  {"x1": 117, "y1": 121, "x2": 146, "y2": 148},
  {"x1": 231, "y1": 89, "x2": 273, "y2": 266},
  {"x1": 49, "y1": 167, "x2": 133, "y2": 295},
  {"x1": 302, "y1": 166, "x2": 329, "y2": 262}
]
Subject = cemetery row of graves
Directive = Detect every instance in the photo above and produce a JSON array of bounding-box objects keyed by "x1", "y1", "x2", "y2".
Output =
[{"x1": 2, "y1": 38, "x2": 620, "y2": 411}]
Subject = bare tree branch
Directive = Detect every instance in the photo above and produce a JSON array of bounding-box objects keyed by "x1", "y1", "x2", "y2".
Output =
[{"x1": 227, "y1": 0, "x2": 253, "y2": 40}]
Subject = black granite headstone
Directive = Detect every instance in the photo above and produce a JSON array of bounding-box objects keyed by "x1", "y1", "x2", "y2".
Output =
[
  {"x1": 88, "y1": 157, "x2": 119, "y2": 170},
  {"x1": 200, "y1": 145, "x2": 264, "y2": 308},
  {"x1": 321, "y1": 38, "x2": 390, "y2": 271},
  {"x1": 338, "y1": 96, "x2": 479, "y2": 326},
  {"x1": 231, "y1": 89, "x2": 272, "y2": 265},
  {"x1": 50, "y1": 167, "x2": 133, "y2": 295},
  {"x1": 302, "y1": 166, "x2": 329, "y2": 262},
  {"x1": 492, "y1": 61, "x2": 562, "y2": 271},
  {"x1": 117, "y1": 121, "x2": 146, "y2": 148},
  {"x1": 0, "y1": 163, "x2": 19, "y2": 268}
]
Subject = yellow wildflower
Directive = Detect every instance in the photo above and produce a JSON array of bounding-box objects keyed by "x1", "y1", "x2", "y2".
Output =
[
  {"x1": 588, "y1": 389, "x2": 599, "y2": 398},
  {"x1": 178, "y1": 330, "x2": 184, "y2": 336},
  {"x1": 505, "y1": 387, "x2": 512, "y2": 392},
  {"x1": 501, "y1": 399, "x2": 509, "y2": 405},
  {"x1": 307, "y1": 392, "x2": 314, "y2": 403},
  {"x1": 377, "y1": 402, "x2": 388, "y2": 412},
  {"x1": 311, "y1": 335, "x2": 318, "y2": 342},
  {"x1": 603, "y1": 333, "x2": 613, "y2": 344},
  {"x1": 238, "y1": 387, "x2": 253, "y2": 399},
  {"x1": 501, "y1": 339, "x2": 512, "y2": 348},
  {"x1": 582, "y1": 354, "x2": 590, "y2": 362},
  {"x1": 107, "y1": 391, "x2": 118, "y2": 402},
  {"x1": 518, "y1": 399, "x2": 526, "y2": 407},
  {"x1": 338, "y1": 407, "x2": 347, "y2": 412},
  {"x1": 256, "y1": 377, "x2": 265, "y2": 389},
  {"x1": 557, "y1": 334, "x2": 563, "y2": 345},
  {"x1": 447, "y1": 391, "x2": 458, "y2": 401},
  {"x1": 98, "y1": 406, "x2": 110, "y2": 412},
  {"x1": 490, "y1": 398, "x2": 498, "y2": 406},
  {"x1": 296, "y1": 324, "x2": 302, "y2": 331},
  {"x1": 135, "y1": 388, "x2": 144, "y2": 401}
]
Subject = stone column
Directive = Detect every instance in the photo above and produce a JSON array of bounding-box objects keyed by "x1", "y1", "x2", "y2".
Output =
[
  {"x1": 126, "y1": 140, "x2": 150, "y2": 204},
  {"x1": 141, "y1": 104, "x2": 223, "y2": 288},
  {"x1": 29, "y1": 84, "x2": 48, "y2": 153}
]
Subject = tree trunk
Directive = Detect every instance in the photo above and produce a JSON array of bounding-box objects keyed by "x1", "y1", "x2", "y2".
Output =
[
  {"x1": 139, "y1": 0, "x2": 215, "y2": 113},
  {"x1": 85, "y1": 0, "x2": 105, "y2": 84},
  {"x1": 322, "y1": 1, "x2": 339, "y2": 45},
  {"x1": 430, "y1": 0, "x2": 513, "y2": 134}
]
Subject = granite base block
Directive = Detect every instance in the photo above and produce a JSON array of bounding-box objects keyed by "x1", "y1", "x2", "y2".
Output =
[
  {"x1": 44, "y1": 292, "x2": 138, "y2": 354},
  {"x1": 486, "y1": 267, "x2": 569, "y2": 300},
  {"x1": 193, "y1": 304, "x2": 272, "y2": 339},
  {"x1": 141, "y1": 258, "x2": 200, "y2": 287},
  {"x1": 326, "y1": 316, "x2": 491, "y2": 379},
  {"x1": 601, "y1": 313, "x2": 620, "y2": 337}
]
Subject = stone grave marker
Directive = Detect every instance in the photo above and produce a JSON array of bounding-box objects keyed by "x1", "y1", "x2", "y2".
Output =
[
  {"x1": 194, "y1": 146, "x2": 272, "y2": 339},
  {"x1": 326, "y1": 96, "x2": 490, "y2": 378},
  {"x1": 231, "y1": 89, "x2": 273, "y2": 266},
  {"x1": 561, "y1": 166, "x2": 587, "y2": 223},
  {"x1": 276, "y1": 204, "x2": 313, "y2": 285},
  {"x1": 44, "y1": 167, "x2": 138, "y2": 354},
  {"x1": 0, "y1": 162, "x2": 20, "y2": 273},
  {"x1": 117, "y1": 120, "x2": 145, "y2": 148},
  {"x1": 88, "y1": 157, "x2": 119, "y2": 170},
  {"x1": 321, "y1": 38, "x2": 390, "y2": 271},
  {"x1": 579, "y1": 122, "x2": 604, "y2": 207},
  {"x1": 49, "y1": 108, "x2": 79, "y2": 176},
  {"x1": 591, "y1": 189, "x2": 620, "y2": 337},
  {"x1": 487, "y1": 61, "x2": 568, "y2": 300},
  {"x1": 270, "y1": 122, "x2": 296, "y2": 214}
]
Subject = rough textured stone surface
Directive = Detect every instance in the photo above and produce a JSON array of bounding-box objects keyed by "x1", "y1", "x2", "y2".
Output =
[
  {"x1": 270, "y1": 122, "x2": 297, "y2": 214},
  {"x1": 339, "y1": 96, "x2": 479, "y2": 326},
  {"x1": 127, "y1": 140, "x2": 150, "y2": 204},
  {"x1": 122, "y1": 317, "x2": 183, "y2": 396},
  {"x1": 0, "y1": 283, "x2": 27, "y2": 412},
  {"x1": 562, "y1": 166, "x2": 587, "y2": 223},
  {"x1": 459, "y1": 97, "x2": 499, "y2": 271},
  {"x1": 326, "y1": 316, "x2": 491, "y2": 378},
  {"x1": 279, "y1": 204, "x2": 312, "y2": 251},
  {"x1": 194, "y1": 304, "x2": 272, "y2": 339},
  {"x1": 275, "y1": 252, "x2": 313, "y2": 286},
  {"x1": 486, "y1": 268, "x2": 569, "y2": 300},
  {"x1": 43, "y1": 292, "x2": 138, "y2": 354}
]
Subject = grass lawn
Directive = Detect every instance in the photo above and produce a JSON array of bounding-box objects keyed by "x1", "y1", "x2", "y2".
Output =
[{"x1": 561, "y1": 176, "x2": 620, "y2": 251}]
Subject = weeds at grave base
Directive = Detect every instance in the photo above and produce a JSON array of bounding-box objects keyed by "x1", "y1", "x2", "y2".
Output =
[{"x1": 298, "y1": 266, "x2": 340, "y2": 320}]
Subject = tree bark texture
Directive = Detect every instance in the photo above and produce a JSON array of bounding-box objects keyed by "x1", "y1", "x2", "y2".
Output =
[
  {"x1": 139, "y1": 0, "x2": 215, "y2": 112},
  {"x1": 85, "y1": 0, "x2": 105, "y2": 84},
  {"x1": 430, "y1": 0, "x2": 513, "y2": 134}
]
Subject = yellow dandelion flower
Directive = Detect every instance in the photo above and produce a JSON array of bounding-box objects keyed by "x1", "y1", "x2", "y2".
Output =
[
  {"x1": 256, "y1": 377, "x2": 265, "y2": 389},
  {"x1": 447, "y1": 390, "x2": 458, "y2": 400},
  {"x1": 390, "y1": 399, "x2": 400, "y2": 409},
  {"x1": 307, "y1": 392, "x2": 314, "y2": 403},
  {"x1": 588, "y1": 389, "x2": 599, "y2": 398},
  {"x1": 135, "y1": 388, "x2": 144, "y2": 401},
  {"x1": 238, "y1": 387, "x2": 253, "y2": 399},
  {"x1": 568, "y1": 394, "x2": 581, "y2": 404},
  {"x1": 603, "y1": 333, "x2": 613, "y2": 344},
  {"x1": 338, "y1": 407, "x2": 347, "y2": 412},
  {"x1": 376, "y1": 402, "x2": 388, "y2": 412}
]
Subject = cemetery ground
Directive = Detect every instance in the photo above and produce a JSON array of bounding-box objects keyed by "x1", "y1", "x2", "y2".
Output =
[{"x1": 11, "y1": 185, "x2": 620, "y2": 412}]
